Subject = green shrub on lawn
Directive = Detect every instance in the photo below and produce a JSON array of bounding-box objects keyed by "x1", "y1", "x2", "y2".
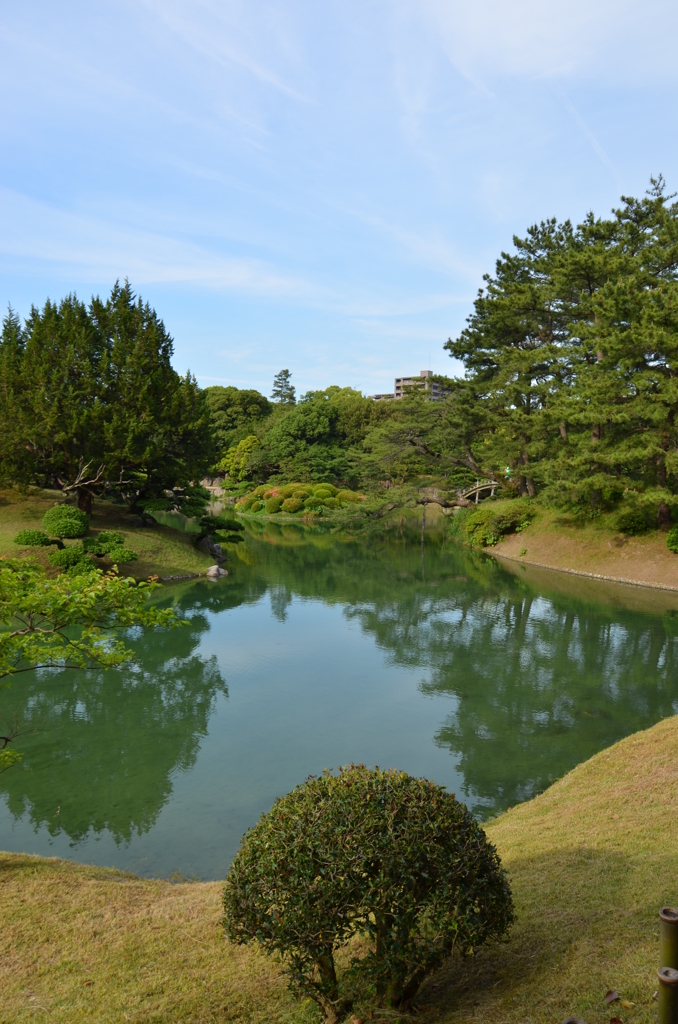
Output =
[
  {"x1": 293, "y1": 488, "x2": 311, "y2": 500},
  {"x1": 42, "y1": 506, "x2": 89, "y2": 539},
  {"x1": 264, "y1": 496, "x2": 284, "y2": 514},
  {"x1": 322, "y1": 496, "x2": 339, "y2": 509},
  {"x1": 336, "y1": 489, "x2": 359, "y2": 503},
  {"x1": 313, "y1": 483, "x2": 337, "y2": 497},
  {"x1": 250, "y1": 500, "x2": 264, "y2": 513},
  {"x1": 667, "y1": 525, "x2": 678, "y2": 554},
  {"x1": 48, "y1": 547, "x2": 90, "y2": 570},
  {"x1": 615, "y1": 506, "x2": 651, "y2": 535},
  {"x1": 223, "y1": 764, "x2": 513, "y2": 1023},
  {"x1": 14, "y1": 530, "x2": 53, "y2": 547}
]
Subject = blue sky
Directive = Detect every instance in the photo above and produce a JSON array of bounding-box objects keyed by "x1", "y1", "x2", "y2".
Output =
[{"x1": 2, "y1": 1, "x2": 677, "y2": 398}]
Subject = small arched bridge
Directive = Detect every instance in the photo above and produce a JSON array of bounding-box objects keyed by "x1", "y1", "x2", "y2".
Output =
[{"x1": 459, "y1": 479, "x2": 499, "y2": 504}]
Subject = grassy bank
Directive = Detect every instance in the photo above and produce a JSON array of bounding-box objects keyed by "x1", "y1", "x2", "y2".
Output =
[
  {"x1": 451, "y1": 498, "x2": 678, "y2": 591},
  {"x1": 0, "y1": 488, "x2": 213, "y2": 580},
  {"x1": 3, "y1": 716, "x2": 677, "y2": 1023}
]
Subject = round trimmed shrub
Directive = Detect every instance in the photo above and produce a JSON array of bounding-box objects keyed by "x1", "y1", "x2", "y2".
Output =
[
  {"x1": 48, "y1": 546, "x2": 89, "y2": 569},
  {"x1": 313, "y1": 483, "x2": 337, "y2": 497},
  {"x1": 322, "y1": 496, "x2": 339, "y2": 509},
  {"x1": 667, "y1": 525, "x2": 678, "y2": 554},
  {"x1": 223, "y1": 765, "x2": 513, "y2": 1021},
  {"x1": 615, "y1": 506, "x2": 649, "y2": 535},
  {"x1": 303, "y1": 494, "x2": 323, "y2": 509},
  {"x1": 14, "y1": 529, "x2": 53, "y2": 547},
  {"x1": 336, "y1": 489, "x2": 359, "y2": 503},
  {"x1": 293, "y1": 488, "x2": 311, "y2": 500},
  {"x1": 281, "y1": 498, "x2": 302, "y2": 514},
  {"x1": 42, "y1": 506, "x2": 89, "y2": 539},
  {"x1": 249, "y1": 500, "x2": 264, "y2": 513},
  {"x1": 106, "y1": 546, "x2": 138, "y2": 564},
  {"x1": 264, "y1": 496, "x2": 284, "y2": 514}
]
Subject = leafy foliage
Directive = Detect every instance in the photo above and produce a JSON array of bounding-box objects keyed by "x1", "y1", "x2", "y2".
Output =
[
  {"x1": 667, "y1": 525, "x2": 678, "y2": 553},
  {"x1": 0, "y1": 558, "x2": 178, "y2": 683},
  {"x1": 223, "y1": 765, "x2": 513, "y2": 1022},
  {"x1": 204, "y1": 386, "x2": 272, "y2": 454},
  {"x1": 217, "y1": 435, "x2": 261, "y2": 481},
  {"x1": 42, "y1": 506, "x2": 89, "y2": 539},
  {"x1": 48, "y1": 547, "x2": 91, "y2": 570},
  {"x1": 0, "y1": 558, "x2": 180, "y2": 769},
  {"x1": 454, "y1": 500, "x2": 536, "y2": 548},
  {"x1": 14, "y1": 530, "x2": 53, "y2": 547}
]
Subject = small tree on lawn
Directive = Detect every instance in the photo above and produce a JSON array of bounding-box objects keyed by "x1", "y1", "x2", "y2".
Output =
[{"x1": 223, "y1": 764, "x2": 513, "y2": 1023}]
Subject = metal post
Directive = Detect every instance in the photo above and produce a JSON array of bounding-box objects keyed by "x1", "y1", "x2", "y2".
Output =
[
  {"x1": 661, "y1": 908, "x2": 678, "y2": 971},
  {"x1": 658, "y1": 967, "x2": 678, "y2": 1024}
]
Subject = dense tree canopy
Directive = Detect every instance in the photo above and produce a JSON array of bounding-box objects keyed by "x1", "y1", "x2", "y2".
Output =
[{"x1": 0, "y1": 282, "x2": 212, "y2": 512}]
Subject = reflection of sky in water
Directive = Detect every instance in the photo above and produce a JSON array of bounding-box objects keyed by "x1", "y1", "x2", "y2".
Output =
[{"x1": 1, "y1": 530, "x2": 677, "y2": 879}]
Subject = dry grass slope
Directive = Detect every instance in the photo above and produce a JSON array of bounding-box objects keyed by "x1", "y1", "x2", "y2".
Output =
[{"x1": 3, "y1": 717, "x2": 678, "y2": 1023}]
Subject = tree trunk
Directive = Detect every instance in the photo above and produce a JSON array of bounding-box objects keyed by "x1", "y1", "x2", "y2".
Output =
[
  {"x1": 519, "y1": 475, "x2": 529, "y2": 497},
  {"x1": 525, "y1": 477, "x2": 536, "y2": 498},
  {"x1": 591, "y1": 423, "x2": 601, "y2": 443},
  {"x1": 559, "y1": 421, "x2": 568, "y2": 440},
  {"x1": 658, "y1": 501, "x2": 672, "y2": 530},
  {"x1": 76, "y1": 488, "x2": 93, "y2": 515}
]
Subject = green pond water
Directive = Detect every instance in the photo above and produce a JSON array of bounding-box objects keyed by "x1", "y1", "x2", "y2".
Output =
[{"x1": 2, "y1": 519, "x2": 678, "y2": 880}]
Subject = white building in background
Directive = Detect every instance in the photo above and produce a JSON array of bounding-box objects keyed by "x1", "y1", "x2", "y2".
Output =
[{"x1": 370, "y1": 370, "x2": 447, "y2": 401}]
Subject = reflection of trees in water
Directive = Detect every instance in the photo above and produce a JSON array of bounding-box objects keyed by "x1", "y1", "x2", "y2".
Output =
[
  {"x1": 231, "y1": 525, "x2": 678, "y2": 817},
  {"x1": 346, "y1": 580, "x2": 678, "y2": 818},
  {"x1": 0, "y1": 609, "x2": 227, "y2": 843},
  {"x1": 5, "y1": 522, "x2": 677, "y2": 843}
]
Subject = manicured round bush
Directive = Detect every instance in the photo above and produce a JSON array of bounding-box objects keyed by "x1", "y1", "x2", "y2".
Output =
[
  {"x1": 223, "y1": 765, "x2": 513, "y2": 1020},
  {"x1": 313, "y1": 483, "x2": 337, "y2": 497},
  {"x1": 83, "y1": 531, "x2": 126, "y2": 554},
  {"x1": 42, "y1": 505, "x2": 89, "y2": 539},
  {"x1": 106, "y1": 546, "x2": 138, "y2": 564},
  {"x1": 293, "y1": 488, "x2": 311, "y2": 500},
  {"x1": 616, "y1": 506, "x2": 649, "y2": 535},
  {"x1": 14, "y1": 529, "x2": 53, "y2": 547},
  {"x1": 48, "y1": 546, "x2": 89, "y2": 569},
  {"x1": 253, "y1": 485, "x2": 270, "y2": 497},
  {"x1": 249, "y1": 500, "x2": 264, "y2": 513},
  {"x1": 281, "y1": 498, "x2": 302, "y2": 514},
  {"x1": 322, "y1": 496, "x2": 339, "y2": 509},
  {"x1": 667, "y1": 525, "x2": 678, "y2": 554},
  {"x1": 303, "y1": 494, "x2": 323, "y2": 508},
  {"x1": 264, "y1": 496, "x2": 284, "y2": 514},
  {"x1": 336, "y1": 489, "x2": 359, "y2": 503}
]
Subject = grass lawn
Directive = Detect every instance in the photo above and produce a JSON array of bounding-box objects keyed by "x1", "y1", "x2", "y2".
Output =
[
  {"x1": 3, "y1": 716, "x2": 677, "y2": 1024},
  {"x1": 0, "y1": 488, "x2": 213, "y2": 580}
]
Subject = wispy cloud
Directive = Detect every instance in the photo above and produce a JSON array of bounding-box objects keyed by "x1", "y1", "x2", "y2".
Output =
[{"x1": 0, "y1": 188, "x2": 316, "y2": 297}]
